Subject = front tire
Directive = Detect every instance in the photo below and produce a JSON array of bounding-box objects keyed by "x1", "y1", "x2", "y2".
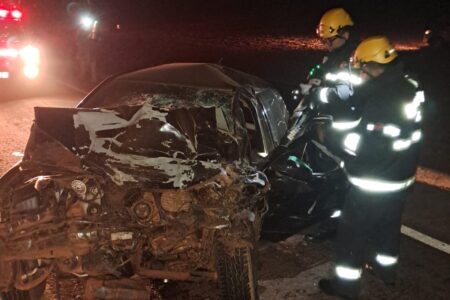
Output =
[{"x1": 215, "y1": 245, "x2": 258, "y2": 300}]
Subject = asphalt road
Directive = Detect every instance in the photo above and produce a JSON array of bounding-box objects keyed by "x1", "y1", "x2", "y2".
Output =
[{"x1": 0, "y1": 49, "x2": 449, "y2": 299}]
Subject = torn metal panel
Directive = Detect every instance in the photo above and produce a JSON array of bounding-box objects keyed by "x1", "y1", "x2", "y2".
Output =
[{"x1": 29, "y1": 97, "x2": 243, "y2": 188}]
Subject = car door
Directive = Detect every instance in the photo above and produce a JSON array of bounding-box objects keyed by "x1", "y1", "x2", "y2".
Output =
[{"x1": 239, "y1": 87, "x2": 288, "y2": 165}]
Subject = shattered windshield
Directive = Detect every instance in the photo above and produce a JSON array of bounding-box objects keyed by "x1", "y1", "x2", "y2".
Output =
[{"x1": 80, "y1": 78, "x2": 235, "y2": 109}]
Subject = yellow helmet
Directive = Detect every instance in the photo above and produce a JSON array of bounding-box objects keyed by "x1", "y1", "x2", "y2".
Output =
[
  {"x1": 352, "y1": 36, "x2": 398, "y2": 68},
  {"x1": 317, "y1": 8, "x2": 354, "y2": 39}
]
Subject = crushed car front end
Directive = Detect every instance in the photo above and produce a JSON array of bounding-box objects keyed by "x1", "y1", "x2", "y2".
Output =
[{"x1": 0, "y1": 67, "x2": 269, "y2": 298}]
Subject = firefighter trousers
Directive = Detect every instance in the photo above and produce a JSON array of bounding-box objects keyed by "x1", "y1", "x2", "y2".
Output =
[{"x1": 335, "y1": 186, "x2": 409, "y2": 283}]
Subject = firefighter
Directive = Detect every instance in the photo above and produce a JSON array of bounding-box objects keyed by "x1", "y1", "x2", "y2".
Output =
[
  {"x1": 293, "y1": 7, "x2": 359, "y2": 109},
  {"x1": 317, "y1": 36, "x2": 424, "y2": 299},
  {"x1": 297, "y1": 8, "x2": 361, "y2": 242}
]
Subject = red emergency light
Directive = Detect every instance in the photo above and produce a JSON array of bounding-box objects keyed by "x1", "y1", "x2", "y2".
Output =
[
  {"x1": 0, "y1": 9, "x2": 8, "y2": 18},
  {"x1": 0, "y1": 7, "x2": 23, "y2": 21},
  {"x1": 11, "y1": 9, "x2": 22, "y2": 20}
]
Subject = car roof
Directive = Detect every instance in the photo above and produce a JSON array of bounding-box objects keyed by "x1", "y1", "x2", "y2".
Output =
[{"x1": 115, "y1": 63, "x2": 270, "y2": 91}]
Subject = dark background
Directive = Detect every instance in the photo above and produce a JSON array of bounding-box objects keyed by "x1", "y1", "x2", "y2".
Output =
[{"x1": 18, "y1": 0, "x2": 450, "y2": 173}]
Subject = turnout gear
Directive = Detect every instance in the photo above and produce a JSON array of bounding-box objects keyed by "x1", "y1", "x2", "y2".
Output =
[
  {"x1": 317, "y1": 8, "x2": 354, "y2": 39},
  {"x1": 319, "y1": 36, "x2": 423, "y2": 298},
  {"x1": 341, "y1": 62, "x2": 422, "y2": 183},
  {"x1": 293, "y1": 8, "x2": 359, "y2": 244},
  {"x1": 352, "y1": 36, "x2": 398, "y2": 68}
]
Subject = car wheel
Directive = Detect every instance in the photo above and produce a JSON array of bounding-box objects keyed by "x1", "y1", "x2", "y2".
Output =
[
  {"x1": 0, "y1": 280, "x2": 46, "y2": 300},
  {"x1": 215, "y1": 244, "x2": 258, "y2": 300}
]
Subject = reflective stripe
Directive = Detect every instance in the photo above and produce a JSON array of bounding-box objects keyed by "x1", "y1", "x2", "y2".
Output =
[
  {"x1": 404, "y1": 91, "x2": 425, "y2": 120},
  {"x1": 407, "y1": 77, "x2": 419, "y2": 88},
  {"x1": 392, "y1": 129, "x2": 422, "y2": 151},
  {"x1": 348, "y1": 175, "x2": 415, "y2": 193},
  {"x1": 332, "y1": 118, "x2": 361, "y2": 130},
  {"x1": 330, "y1": 210, "x2": 342, "y2": 218},
  {"x1": 335, "y1": 266, "x2": 362, "y2": 280},
  {"x1": 319, "y1": 87, "x2": 329, "y2": 103},
  {"x1": 376, "y1": 254, "x2": 398, "y2": 266},
  {"x1": 343, "y1": 133, "x2": 360, "y2": 156},
  {"x1": 413, "y1": 91, "x2": 425, "y2": 105},
  {"x1": 415, "y1": 111, "x2": 422, "y2": 123},
  {"x1": 393, "y1": 139, "x2": 412, "y2": 151},
  {"x1": 325, "y1": 72, "x2": 363, "y2": 85},
  {"x1": 411, "y1": 130, "x2": 422, "y2": 142},
  {"x1": 404, "y1": 102, "x2": 419, "y2": 119},
  {"x1": 383, "y1": 124, "x2": 401, "y2": 138}
]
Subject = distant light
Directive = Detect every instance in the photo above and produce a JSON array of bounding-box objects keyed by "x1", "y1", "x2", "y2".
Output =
[
  {"x1": 163, "y1": 279, "x2": 169, "y2": 283},
  {"x1": 80, "y1": 16, "x2": 95, "y2": 30},
  {"x1": 0, "y1": 9, "x2": 8, "y2": 18},
  {"x1": 116, "y1": 24, "x2": 121, "y2": 30},
  {"x1": 11, "y1": 9, "x2": 22, "y2": 20},
  {"x1": 23, "y1": 65, "x2": 39, "y2": 79},
  {"x1": 20, "y1": 45, "x2": 40, "y2": 65},
  {"x1": 0, "y1": 48, "x2": 18, "y2": 57}
]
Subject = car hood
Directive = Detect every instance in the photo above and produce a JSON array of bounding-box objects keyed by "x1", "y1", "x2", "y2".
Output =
[{"x1": 22, "y1": 101, "x2": 243, "y2": 189}]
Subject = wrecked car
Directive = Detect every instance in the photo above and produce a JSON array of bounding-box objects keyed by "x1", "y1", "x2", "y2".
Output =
[{"x1": 0, "y1": 63, "x2": 290, "y2": 300}]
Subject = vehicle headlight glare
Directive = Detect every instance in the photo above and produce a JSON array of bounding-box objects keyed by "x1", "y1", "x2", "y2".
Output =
[
  {"x1": 80, "y1": 16, "x2": 95, "y2": 30},
  {"x1": 20, "y1": 45, "x2": 40, "y2": 65},
  {"x1": 23, "y1": 65, "x2": 39, "y2": 79}
]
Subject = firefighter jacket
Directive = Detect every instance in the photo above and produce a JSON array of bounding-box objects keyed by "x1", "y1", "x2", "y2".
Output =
[
  {"x1": 308, "y1": 33, "x2": 361, "y2": 123},
  {"x1": 339, "y1": 63, "x2": 423, "y2": 193},
  {"x1": 321, "y1": 33, "x2": 359, "y2": 81}
]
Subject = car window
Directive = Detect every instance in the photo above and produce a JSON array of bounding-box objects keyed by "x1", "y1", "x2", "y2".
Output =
[
  {"x1": 240, "y1": 98, "x2": 273, "y2": 162},
  {"x1": 255, "y1": 88, "x2": 288, "y2": 147}
]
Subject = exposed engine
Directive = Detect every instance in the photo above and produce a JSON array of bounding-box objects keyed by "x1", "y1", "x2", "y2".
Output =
[{"x1": 0, "y1": 165, "x2": 267, "y2": 291}]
